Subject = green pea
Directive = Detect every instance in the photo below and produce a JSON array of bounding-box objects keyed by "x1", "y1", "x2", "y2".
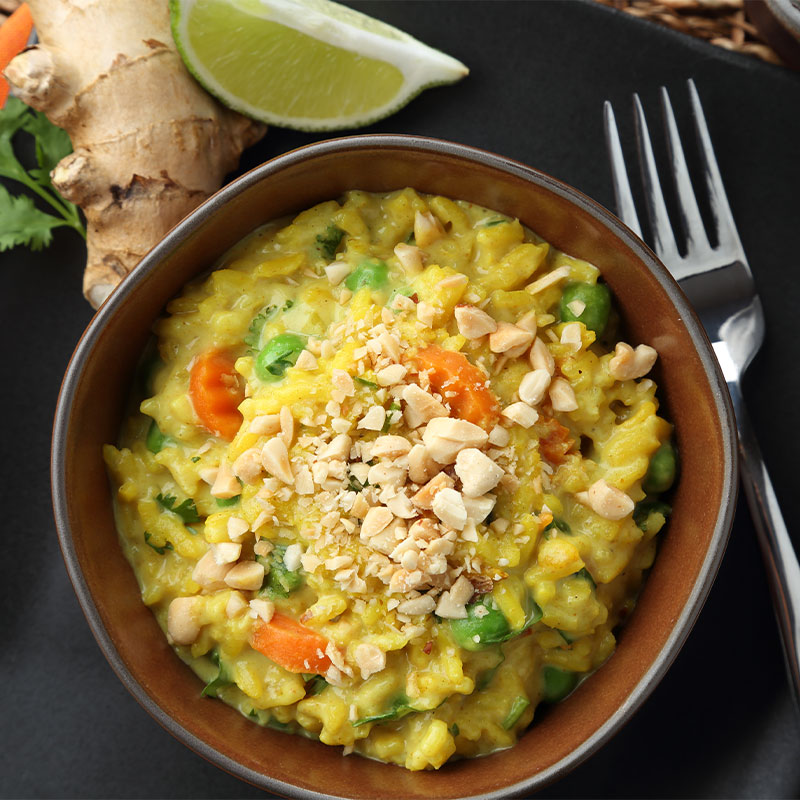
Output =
[
  {"x1": 449, "y1": 598, "x2": 511, "y2": 651},
  {"x1": 559, "y1": 282, "x2": 612, "y2": 335},
  {"x1": 541, "y1": 666, "x2": 579, "y2": 703},
  {"x1": 344, "y1": 259, "x2": 389, "y2": 292},
  {"x1": 643, "y1": 442, "x2": 678, "y2": 494},
  {"x1": 255, "y1": 333, "x2": 305, "y2": 382},
  {"x1": 146, "y1": 419, "x2": 167, "y2": 454}
]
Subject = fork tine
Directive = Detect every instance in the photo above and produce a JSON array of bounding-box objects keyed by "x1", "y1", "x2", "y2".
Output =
[
  {"x1": 687, "y1": 79, "x2": 748, "y2": 264},
  {"x1": 603, "y1": 101, "x2": 642, "y2": 238},
  {"x1": 632, "y1": 94, "x2": 682, "y2": 265},
  {"x1": 660, "y1": 86, "x2": 712, "y2": 257}
]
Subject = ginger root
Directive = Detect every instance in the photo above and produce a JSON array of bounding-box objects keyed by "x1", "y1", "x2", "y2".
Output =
[{"x1": 5, "y1": 0, "x2": 266, "y2": 307}]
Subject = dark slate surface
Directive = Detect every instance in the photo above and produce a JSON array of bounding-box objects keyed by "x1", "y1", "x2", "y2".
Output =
[{"x1": 2, "y1": 1, "x2": 799, "y2": 797}]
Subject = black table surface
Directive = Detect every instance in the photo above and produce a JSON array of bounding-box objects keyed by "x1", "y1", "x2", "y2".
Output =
[{"x1": 3, "y1": 1, "x2": 800, "y2": 797}]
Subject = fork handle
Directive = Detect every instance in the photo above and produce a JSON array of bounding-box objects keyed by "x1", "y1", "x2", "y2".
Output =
[{"x1": 730, "y1": 383, "x2": 800, "y2": 706}]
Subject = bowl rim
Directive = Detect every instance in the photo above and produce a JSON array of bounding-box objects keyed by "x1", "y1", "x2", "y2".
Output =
[{"x1": 51, "y1": 133, "x2": 738, "y2": 799}]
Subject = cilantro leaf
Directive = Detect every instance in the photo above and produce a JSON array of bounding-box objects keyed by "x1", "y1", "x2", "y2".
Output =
[
  {"x1": 22, "y1": 108, "x2": 73, "y2": 178},
  {"x1": 156, "y1": 492, "x2": 201, "y2": 524},
  {"x1": 315, "y1": 224, "x2": 345, "y2": 260},
  {"x1": 0, "y1": 97, "x2": 86, "y2": 247},
  {"x1": 144, "y1": 531, "x2": 174, "y2": 555},
  {"x1": 0, "y1": 185, "x2": 68, "y2": 251}
]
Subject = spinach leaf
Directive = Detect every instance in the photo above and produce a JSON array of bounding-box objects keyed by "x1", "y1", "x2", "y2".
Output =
[
  {"x1": 352, "y1": 694, "x2": 420, "y2": 727},
  {"x1": 201, "y1": 649, "x2": 232, "y2": 698},
  {"x1": 502, "y1": 695, "x2": 531, "y2": 729}
]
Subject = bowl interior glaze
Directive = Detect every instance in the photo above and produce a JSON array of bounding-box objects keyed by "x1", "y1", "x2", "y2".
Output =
[{"x1": 52, "y1": 136, "x2": 737, "y2": 800}]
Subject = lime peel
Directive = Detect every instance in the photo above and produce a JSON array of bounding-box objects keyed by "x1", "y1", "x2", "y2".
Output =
[{"x1": 171, "y1": 0, "x2": 469, "y2": 131}]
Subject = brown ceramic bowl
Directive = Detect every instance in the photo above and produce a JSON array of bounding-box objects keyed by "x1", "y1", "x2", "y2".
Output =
[{"x1": 52, "y1": 135, "x2": 737, "y2": 799}]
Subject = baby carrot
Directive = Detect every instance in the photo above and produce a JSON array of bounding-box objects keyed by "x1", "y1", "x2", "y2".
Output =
[
  {"x1": 0, "y1": 4, "x2": 33, "y2": 108},
  {"x1": 189, "y1": 350, "x2": 244, "y2": 441},
  {"x1": 250, "y1": 612, "x2": 332, "y2": 674}
]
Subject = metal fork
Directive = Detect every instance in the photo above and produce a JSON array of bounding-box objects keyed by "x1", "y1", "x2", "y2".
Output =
[{"x1": 604, "y1": 79, "x2": 800, "y2": 705}]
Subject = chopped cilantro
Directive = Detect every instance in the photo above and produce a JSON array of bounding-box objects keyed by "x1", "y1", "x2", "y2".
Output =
[
  {"x1": 354, "y1": 376, "x2": 378, "y2": 389},
  {"x1": 216, "y1": 496, "x2": 241, "y2": 508},
  {"x1": 315, "y1": 224, "x2": 345, "y2": 260},
  {"x1": 156, "y1": 492, "x2": 201, "y2": 524},
  {"x1": 381, "y1": 402, "x2": 401, "y2": 433},
  {"x1": 144, "y1": 531, "x2": 173, "y2": 555},
  {"x1": 190, "y1": 456, "x2": 201, "y2": 463},
  {"x1": 347, "y1": 473, "x2": 368, "y2": 493},
  {"x1": 257, "y1": 543, "x2": 303, "y2": 598}
]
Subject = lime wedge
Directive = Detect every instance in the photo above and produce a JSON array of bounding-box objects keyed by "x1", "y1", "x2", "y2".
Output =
[{"x1": 170, "y1": 0, "x2": 468, "y2": 131}]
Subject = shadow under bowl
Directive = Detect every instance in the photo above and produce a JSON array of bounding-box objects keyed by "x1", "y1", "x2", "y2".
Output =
[{"x1": 52, "y1": 135, "x2": 737, "y2": 799}]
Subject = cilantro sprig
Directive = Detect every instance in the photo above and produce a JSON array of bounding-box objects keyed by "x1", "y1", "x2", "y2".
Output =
[
  {"x1": 156, "y1": 492, "x2": 201, "y2": 524},
  {"x1": 0, "y1": 97, "x2": 86, "y2": 251}
]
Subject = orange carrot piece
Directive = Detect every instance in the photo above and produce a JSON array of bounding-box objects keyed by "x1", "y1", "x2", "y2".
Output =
[
  {"x1": 250, "y1": 613, "x2": 332, "y2": 674},
  {"x1": 414, "y1": 345, "x2": 500, "y2": 429},
  {"x1": 189, "y1": 350, "x2": 244, "y2": 441},
  {"x1": 0, "y1": 4, "x2": 33, "y2": 107},
  {"x1": 538, "y1": 416, "x2": 574, "y2": 465}
]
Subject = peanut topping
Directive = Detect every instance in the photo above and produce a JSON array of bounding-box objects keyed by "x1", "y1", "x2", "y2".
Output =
[
  {"x1": 454, "y1": 305, "x2": 498, "y2": 339},
  {"x1": 224, "y1": 561, "x2": 265, "y2": 592},
  {"x1": 609, "y1": 342, "x2": 658, "y2": 381},
  {"x1": 431, "y1": 487, "x2": 468, "y2": 530},
  {"x1": 489, "y1": 322, "x2": 535, "y2": 354},
  {"x1": 402, "y1": 384, "x2": 448, "y2": 429},
  {"x1": 210, "y1": 460, "x2": 240, "y2": 499},
  {"x1": 394, "y1": 243, "x2": 426, "y2": 275},
  {"x1": 454, "y1": 448, "x2": 504, "y2": 497},
  {"x1": 261, "y1": 438, "x2": 294, "y2": 484},
  {"x1": 167, "y1": 597, "x2": 201, "y2": 645},
  {"x1": 414, "y1": 210, "x2": 444, "y2": 247},
  {"x1": 577, "y1": 479, "x2": 635, "y2": 520},
  {"x1": 518, "y1": 369, "x2": 551, "y2": 407},
  {"x1": 421, "y1": 417, "x2": 489, "y2": 464},
  {"x1": 549, "y1": 378, "x2": 578, "y2": 412}
]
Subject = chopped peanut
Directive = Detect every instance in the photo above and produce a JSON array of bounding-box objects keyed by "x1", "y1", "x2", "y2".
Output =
[
  {"x1": 224, "y1": 561, "x2": 265, "y2": 591},
  {"x1": 454, "y1": 448, "x2": 504, "y2": 497},
  {"x1": 489, "y1": 322, "x2": 534, "y2": 354},
  {"x1": 455, "y1": 305, "x2": 497, "y2": 339},
  {"x1": 414, "y1": 210, "x2": 444, "y2": 247},
  {"x1": 609, "y1": 342, "x2": 658, "y2": 381},
  {"x1": 168, "y1": 597, "x2": 202, "y2": 645}
]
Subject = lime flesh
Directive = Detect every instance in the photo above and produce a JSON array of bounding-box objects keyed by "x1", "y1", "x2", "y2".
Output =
[{"x1": 171, "y1": 0, "x2": 468, "y2": 131}]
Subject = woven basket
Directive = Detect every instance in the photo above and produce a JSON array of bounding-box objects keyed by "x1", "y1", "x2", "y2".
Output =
[{"x1": 594, "y1": 0, "x2": 785, "y2": 65}]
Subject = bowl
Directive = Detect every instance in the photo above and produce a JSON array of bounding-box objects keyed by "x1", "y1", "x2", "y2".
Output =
[{"x1": 52, "y1": 135, "x2": 737, "y2": 799}]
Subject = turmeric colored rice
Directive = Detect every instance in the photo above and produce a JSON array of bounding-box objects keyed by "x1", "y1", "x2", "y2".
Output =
[{"x1": 104, "y1": 188, "x2": 675, "y2": 770}]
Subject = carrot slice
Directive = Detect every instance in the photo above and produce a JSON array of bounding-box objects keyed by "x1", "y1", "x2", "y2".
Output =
[
  {"x1": 0, "y1": 4, "x2": 33, "y2": 107},
  {"x1": 538, "y1": 416, "x2": 574, "y2": 465},
  {"x1": 189, "y1": 350, "x2": 244, "y2": 440},
  {"x1": 250, "y1": 613, "x2": 332, "y2": 674},
  {"x1": 414, "y1": 345, "x2": 500, "y2": 429}
]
